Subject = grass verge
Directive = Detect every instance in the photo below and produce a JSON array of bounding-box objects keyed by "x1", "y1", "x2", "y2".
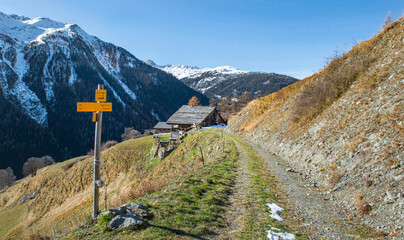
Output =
[{"x1": 67, "y1": 131, "x2": 238, "y2": 239}]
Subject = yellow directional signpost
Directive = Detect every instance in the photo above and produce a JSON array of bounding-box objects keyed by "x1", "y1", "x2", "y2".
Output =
[
  {"x1": 77, "y1": 102, "x2": 112, "y2": 112},
  {"x1": 77, "y1": 84, "x2": 112, "y2": 219}
]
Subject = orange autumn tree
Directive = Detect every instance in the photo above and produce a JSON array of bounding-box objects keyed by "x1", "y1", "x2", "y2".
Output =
[{"x1": 188, "y1": 96, "x2": 200, "y2": 106}]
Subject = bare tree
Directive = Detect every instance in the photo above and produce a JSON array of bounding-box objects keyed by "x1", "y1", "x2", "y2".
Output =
[
  {"x1": 22, "y1": 156, "x2": 55, "y2": 177},
  {"x1": 121, "y1": 127, "x2": 141, "y2": 141},
  {"x1": 381, "y1": 11, "x2": 394, "y2": 30},
  {"x1": 324, "y1": 48, "x2": 345, "y2": 67},
  {"x1": 0, "y1": 167, "x2": 16, "y2": 190}
]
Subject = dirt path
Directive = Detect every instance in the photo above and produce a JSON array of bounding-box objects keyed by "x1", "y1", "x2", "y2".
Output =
[
  {"x1": 247, "y1": 140, "x2": 366, "y2": 239},
  {"x1": 210, "y1": 134, "x2": 366, "y2": 239},
  {"x1": 209, "y1": 139, "x2": 252, "y2": 240},
  {"x1": 224, "y1": 140, "x2": 252, "y2": 238}
]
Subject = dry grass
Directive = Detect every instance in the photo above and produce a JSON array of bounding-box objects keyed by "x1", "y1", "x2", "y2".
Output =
[
  {"x1": 232, "y1": 17, "x2": 404, "y2": 138},
  {"x1": 0, "y1": 137, "x2": 153, "y2": 239},
  {"x1": 0, "y1": 131, "x2": 229, "y2": 239},
  {"x1": 288, "y1": 47, "x2": 374, "y2": 128}
]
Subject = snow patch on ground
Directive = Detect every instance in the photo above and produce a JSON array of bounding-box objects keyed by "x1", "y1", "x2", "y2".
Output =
[
  {"x1": 202, "y1": 124, "x2": 226, "y2": 129},
  {"x1": 265, "y1": 203, "x2": 295, "y2": 240},
  {"x1": 266, "y1": 203, "x2": 284, "y2": 222},
  {"x1": 266, "y1": 230, "x2": 296, "y2": 240}
]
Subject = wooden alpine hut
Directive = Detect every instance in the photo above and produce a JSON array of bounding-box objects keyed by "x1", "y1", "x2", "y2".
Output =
[{"x1": 166, "y1": 105, "x2": 225, "y2": 131}]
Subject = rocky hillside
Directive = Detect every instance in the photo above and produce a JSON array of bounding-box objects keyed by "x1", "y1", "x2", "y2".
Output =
[
  {"x1": 145, "y1": 60, "x2": 298, "y2": 99},
  {"x1": 227, "y1": 17, "x2": 403, "y2": 235},
  {"x1": 0, "y1": 12, "x2": 207, "y2": 178}
]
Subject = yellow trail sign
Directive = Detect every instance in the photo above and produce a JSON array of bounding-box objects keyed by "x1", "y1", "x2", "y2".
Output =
[
  {"x1": 95, "y1": 89, "x2": 107, "y2": 102},
  {"x1": 77, "y1": 102, "x2": 112, "y2": 112}
]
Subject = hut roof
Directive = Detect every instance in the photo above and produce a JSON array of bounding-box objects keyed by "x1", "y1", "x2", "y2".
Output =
[
  {"x1": 166, "y1": 105, "x2": 216, "y2": 125},
  {"x1": 153, "y1": 122, "x2": 171, "y2": 129}
]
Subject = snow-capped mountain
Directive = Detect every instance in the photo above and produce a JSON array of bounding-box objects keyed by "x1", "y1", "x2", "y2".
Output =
[
  {"x1": 0, "y1": 12, "x2": 207, "y2": 177},
  {"x1": 145, "y1": 60, "x2": 298, "y2": 99}
]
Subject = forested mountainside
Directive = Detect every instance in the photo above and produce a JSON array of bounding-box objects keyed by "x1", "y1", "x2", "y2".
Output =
[
  {"x1": 0, "y1": 12, "x2": 207, "y2": 178},
  {"x1": 145, "y1": 60, "x2": 298, "y2": 99},
  {"x1": 227, "y1": 18, "x2": 403, "y2": 233}
]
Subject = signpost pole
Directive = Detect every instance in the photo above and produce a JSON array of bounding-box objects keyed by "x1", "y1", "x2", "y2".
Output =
[{"x1": 93, "y1": 84, "x2": 103, "y2": 219}]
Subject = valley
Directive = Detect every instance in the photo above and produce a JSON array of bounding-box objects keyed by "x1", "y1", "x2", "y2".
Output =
[
  {"x1": 0, "y1": 12, "x2": 207, "y2": 178},
  {"x1": 0, "y1": 5, "x2": 402, "y2": 240}
]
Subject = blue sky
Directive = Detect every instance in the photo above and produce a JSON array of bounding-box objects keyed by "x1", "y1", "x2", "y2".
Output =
[{"x1": 1, "y1": 0, "x2": 403, "y2": 79}]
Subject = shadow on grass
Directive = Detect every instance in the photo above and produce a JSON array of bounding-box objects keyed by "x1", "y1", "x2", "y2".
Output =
[{"x1": 148, "y1": 224, "x2": 208, "y2": 240}]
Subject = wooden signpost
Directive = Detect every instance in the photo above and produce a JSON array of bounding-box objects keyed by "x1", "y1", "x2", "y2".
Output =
[{"x1": 77, "y1": 84, "x2": 112, "y2": 219}]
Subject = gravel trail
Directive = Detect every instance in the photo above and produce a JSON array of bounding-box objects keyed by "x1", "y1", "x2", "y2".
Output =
[
  {"x1": 248, "y1": 140, "x2": 366, "y2": 239},
  {"x1": 210, "y1": 134, "x2": 368, "y2": 239}
]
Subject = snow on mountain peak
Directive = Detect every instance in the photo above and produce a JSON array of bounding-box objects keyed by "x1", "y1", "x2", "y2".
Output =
[
  {"x1": 0, "y1": 12, "x2": 96, "y2": 45},
  {"x1": 22, "y1": 17, "x2": 65, "y2": 29},
  {"x1": 144, "y1": 60, "x2": 248, "y2": 80},
  {"x1": 144, "y1": 59, "x2": 165, "y2": 69}
]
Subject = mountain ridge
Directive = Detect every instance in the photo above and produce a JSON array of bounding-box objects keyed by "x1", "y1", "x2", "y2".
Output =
[
  {"x1": 0, "y1": 12, "x2": 208, "y2": 178},
  {"x1": 145, "y1": 60, "x2": 298, "y2": 99}
]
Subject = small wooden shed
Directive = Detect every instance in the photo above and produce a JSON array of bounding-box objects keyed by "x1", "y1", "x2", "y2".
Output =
[
  {"x1": 166, "y1": 105, "x2": 225, "y2": 131},
  {"x1": 153, "y1": 122, "x2": 172, "y2": 133}
]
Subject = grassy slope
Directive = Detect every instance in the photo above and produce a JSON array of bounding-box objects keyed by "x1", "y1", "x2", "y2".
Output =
[
  {"x1": 0, "y1": 131, "x2": 235, "y2": 239},
  {"x1": 229, "y1": 17, "x2": 403, "y2": 135},
  {"x1": 0, "y1": 129, "x2": 308, "y2": 239},
  {"x1": 68, "y1": 132, "x2": 308, "y2": 240},
  {"x1": 69, "y1": 130, "x2": 238, "y2": 239},
  {"x1": 0, "y1": 136, "x2": 154, "y2": 239}
]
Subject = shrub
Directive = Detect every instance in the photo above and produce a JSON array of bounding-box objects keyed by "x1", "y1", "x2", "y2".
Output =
[
  {"x1": 0, "y1": 167, "x2": 16, "y2": 190},
  {"x1": 101, "y1": 141, "x2": 118, "y2": 151},
  {"x1": 22, "y1": 156, "x2": 55, "y2": 177},
  {"x1": 289, "y1": 48, "x2": 373, "y2": 127},
  {"x1": 121, "y1": 128, "x2": 141, "y2": 141}
]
